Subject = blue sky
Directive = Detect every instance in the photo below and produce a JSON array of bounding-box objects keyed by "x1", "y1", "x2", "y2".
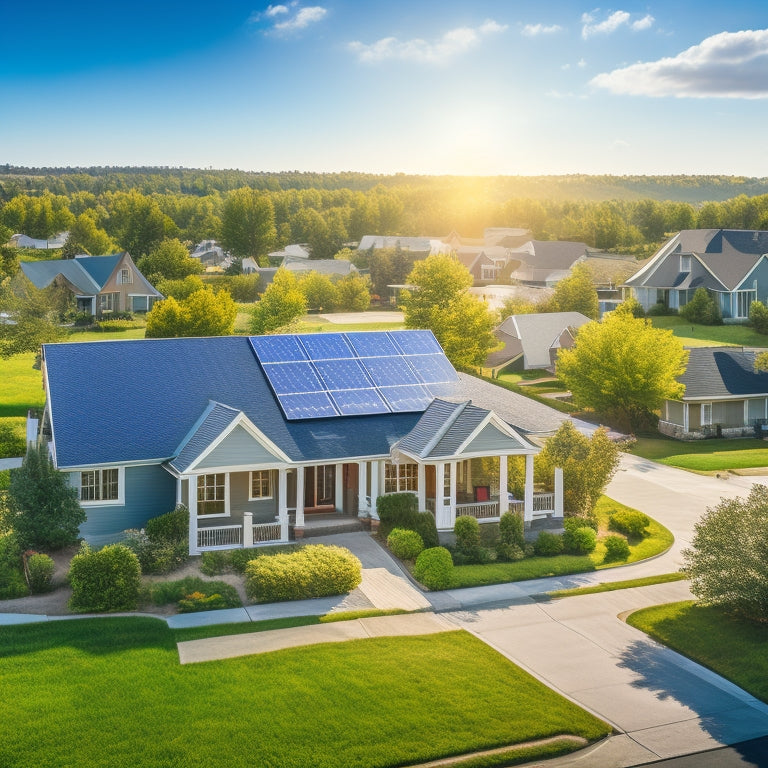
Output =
[{"x1": 2, "y1": 1, "x2": 767, "y2": 175}]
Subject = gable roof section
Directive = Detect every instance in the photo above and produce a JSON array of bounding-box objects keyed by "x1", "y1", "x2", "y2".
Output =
[
  {"x1": 76, "y1": 254, "x2": 124, "y2": 287},
  {"x1": 21, "y1": 258, "x2": 102, "y2": 295},
  {"x1": 497, "y1": 312, "x2": 591, "y2": 369},
  {"x1": 43, "y1": 336, "x2": 425, "y2": 469},
  {"x1": 169, "y1": 401, "x2": 241, "y2": 473},
  {"x1": 679, "y1": 347, "x2": 768, "y2": 399},
  {"x1": 511, "y1": 241, "x2": 588, "y2": 270}
]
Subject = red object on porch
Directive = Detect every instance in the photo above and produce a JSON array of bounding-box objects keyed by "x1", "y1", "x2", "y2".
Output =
[{"x1": 473, "y1": 486, "x2": 490, "y2": 502}]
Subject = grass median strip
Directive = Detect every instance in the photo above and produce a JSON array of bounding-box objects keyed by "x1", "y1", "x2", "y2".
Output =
[{"x1": 544, "y1": 572, "x2": 687, "y2": 599}]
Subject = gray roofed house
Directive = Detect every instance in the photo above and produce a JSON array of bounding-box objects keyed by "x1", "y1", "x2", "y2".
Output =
[
  {"x1": 484, "y1": 312, "x2": 592, "y2": 374},
  {"x1": 281, "y1": 257, "x2": 358, "y2": 276},
  {"x1": 10, "y1": 232, "x2": 69, "y2": 249},
  {"x1": 36, "y1": 331, "x2": 566, "y2": 551},
  {"x1": 20, "y1": 252, "x2": 162, "y2": 315},
  {"x1": 508, "y1": 240, "x2": 590, "y2": 285},
  {"x1": 623, "y1": 229, "x2": 768, "y2": 322},
  {"x1": 660, "y1": 346, "x2": 768, "y2": 440}
]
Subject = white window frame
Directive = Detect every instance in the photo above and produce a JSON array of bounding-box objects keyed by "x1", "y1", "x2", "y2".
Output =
[
  {"x1": 481, "y1": 265, "x2": 498, "y2": 281},
  {"x1": 98, "y1": 292, "x2": 117, "y2": 313},
  {"x1": 680, "y1": 254, "x2": 691, "y2": 273},
  {"x1": 701, "y1": 403, "x2": 713, "y2": 426},
  {"x1": 736, "y1": 290, "x2": 756, "y2": 319},
  {"x1": 119, "y1": 268, "x2": 133, "y2": 285},
  {"x1": 384, "y1": 462, "x2": 418, "y2": 494},
  {"x1": 197, "y1": 473, "x2": 229, "y2": 517},
  {"x1": 249, "y1": 470, "x2": 273, "y2": 500},
  {"x1": 79, "y1": 467, "x2": 124, "y2": 506}
]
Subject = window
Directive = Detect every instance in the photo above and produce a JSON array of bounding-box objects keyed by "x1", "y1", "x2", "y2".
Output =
[
  {"x1": 197, "y1": 473, "x2": 226, "y2": 516},
  {"x1": 99, "y1": 293, "x2": 117, "y2": 313},
  {"x1": 250, "y1": 470, "x2": 272, "y2": 500},
  {"x1": 701, "y1": 403, "x2": 712, "y2": 426},
  {"x1": 736, "y1": 290, "x2": 756, "y2": 319},
  {"x1": 680, "y1": 255, "x2": 692, "y2": 273},
  {"x1": 80, "y1": 468, "x2": 119, "y2": 503},
  {"x1": 119, "y1": 268, "x2": 133, "y2": 285},
  {"x1": 384, "y1": 462, "x2": 418, "y2": 493},
  {"x1": 481, "y1": 265, "x2": 498, "y2": 281}
]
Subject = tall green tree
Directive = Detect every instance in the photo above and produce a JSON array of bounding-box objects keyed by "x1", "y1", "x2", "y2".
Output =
[
  {"x1": 556, "y1": 312, "x2": 689, "y2": 430},
  {"x1": 137, "y1": 238, "x2": 203, "y2": 283},
  {"x1": 220, "y1": 188, "x2": 276, "y2": 259},
  {"x1": 250, "y1": 269, "x2": 307, "y2": 334},
  {"x1": 335, "y1": 274, "x2": 371, "y2": 311},
  {"x1": 299, "y1": 272, "x2": 339, "y2": 312},
  {"x1": 550, "y1": 263, "x2": 599, "y2": 319},
  {"x1": 144, "y1": 288, "x2": 236, "y2": 338},
  {"x1": 62, "y1": 212, "x2": 118, "y2": 257},
  {"x1": 401, "y1": 254, "x2": 496, "y2": 369},
  {"x1": 0, "y1": 275, "x2": 66, "y2": 357},
  {"x1": 105, "y1": 190, "x2": 177, "y2": 257},
  {"x1": 1, "y1": 444, "x2": 86, "y2": 549}
]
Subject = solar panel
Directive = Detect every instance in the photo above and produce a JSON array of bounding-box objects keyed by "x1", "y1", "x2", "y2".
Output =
[
  {"x1": 250, "y1": 330, "x2": 459, "y2": 420},
  {"x1": 249, "y1": 335, "x2": 308, "y2": 363}
]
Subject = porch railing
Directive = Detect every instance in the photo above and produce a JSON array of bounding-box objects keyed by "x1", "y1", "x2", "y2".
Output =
[
  {"x1": 197, "y1": 524, "x2": 242, "y2": 549},
  {"x1": 455, "y1": 501, "x2": 499, "y2": 519},
  {"x1": 253, "y1": 522, "x2": 282, "y2": 543},
  {"x1": 533, "y1": 493, "x2": 555, "y2": 512}
]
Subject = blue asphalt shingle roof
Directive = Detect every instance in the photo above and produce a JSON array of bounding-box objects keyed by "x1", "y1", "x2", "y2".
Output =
[
  {"x1": 169, "y1": 402, "x2": 242, "y2": 474},
  {"x1": 21, "y1": 259, "x2": 101, "y2": 294},
  {"x1": 44, "y1": 336, "x2": 424, "y2": 469},
  {"x1": 76, "y1": 254, "x2": 124, "y2": 287}
]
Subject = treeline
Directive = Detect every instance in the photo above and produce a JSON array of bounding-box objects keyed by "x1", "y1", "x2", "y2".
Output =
[
  {"x1": 2, "y1": 167, "x2": 768, "y2": 202},
  {"x1": 3, "y1": 177, "x2": 768, "y2": 261}
]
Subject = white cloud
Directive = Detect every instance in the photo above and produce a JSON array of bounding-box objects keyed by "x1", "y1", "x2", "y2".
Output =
[
  {"x1": 348, "y1": 19, "x2": 507, "y2": 63},
  {"x1": 578, "y1": 58, "x2": 587, "y2": 68},
  {"x1": 265, "y1": 4, "x2": 289, "y2": 16},
  {"x1": 581, "y1": 9, "x2": 654, "y2": 39},
  {"x1": 521, "y1": 23, "x2": 563, "y2": 37},
  {"x1": 591, "y1": 28, "x2": 768, "y2": 98},
  {"x1": 274, "y1": 6, "x2": 327, "y2": 31}
]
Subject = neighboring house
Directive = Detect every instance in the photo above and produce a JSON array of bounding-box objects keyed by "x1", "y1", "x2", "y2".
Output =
[
  {"x1": 20, "y1": 252, "x2": 162, "y2": 315},
  {"x1": 469, "y1": 284, "x2": 554, "y2": 312},
  {"x1": 191, "y1": 240, "x2": 229, "y2": 266},
  {"x1": 281, "y1": 257, "x2": 358, "y2": 277},
  {"x1": 357, "y1": 235, "x2": 450, "y2": 256},
  {"x1": 623, "y1": 229, "x2": 768, "y2": 323},
  {"x1": 485, "y1": 312, "x2": 591, "y2": 375},
  {"x1": 36, "y1": 331, "x2": 565, "y2": 553},
  {"x1": 10, "y1": 232, "x2": 69, "y2": 249},
  {"x1": 508, "y1": 240, "x2": 590, "y2": 285},
  {"x1": 483, "y1": 228, "x2": 530, "y2": 248},
  {"x1": 241, "y1": 257, "x2": 260, "y2": 274},
  {"x1": 455, "y1": 246, "x2": 513, "y2": 283},
  {"x1": 268, "y1": 244, "x2": 311, "y2": 261},
  {"x1": 660, "y1": 347, "x2": 768, "y2": 440}
]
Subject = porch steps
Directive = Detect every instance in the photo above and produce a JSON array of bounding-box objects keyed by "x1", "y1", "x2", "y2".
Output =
[{"x1": 299, "y1": 514, "x2": 365, "y2": 538}]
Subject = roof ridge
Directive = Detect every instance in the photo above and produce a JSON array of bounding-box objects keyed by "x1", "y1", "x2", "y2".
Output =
[{"x1": 420, "y1": 400, "x2": 470, "y2": 458}]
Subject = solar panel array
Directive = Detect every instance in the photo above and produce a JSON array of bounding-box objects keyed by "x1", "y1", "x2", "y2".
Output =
[{"x1": 249, "y1": 330, "x2": 458, "y2": 420}]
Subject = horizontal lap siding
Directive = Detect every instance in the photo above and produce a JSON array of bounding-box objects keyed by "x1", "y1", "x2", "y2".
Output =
[{"x1": 77, "y1": 464, "x2": 176, "y2": 546}]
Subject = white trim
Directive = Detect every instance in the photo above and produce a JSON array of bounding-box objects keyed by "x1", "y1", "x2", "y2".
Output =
[
  {"x1": 682, "y1": 393, "x2": 768, "y2": 402},
  {"x1": 78, "y1": 466, "x2": 125, "y2": 507},
  {"x1": 248, "y1": 469, "x2": 273, "y2": 501},
  {"x1": 195, "y1": 472, "x2": 230, "y2": 518}
]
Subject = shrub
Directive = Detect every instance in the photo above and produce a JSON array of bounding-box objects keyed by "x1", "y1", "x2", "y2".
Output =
[
  {"x1": 603, "y1": 535, "x2": 631, "y2": 563},
  {"x1": 564, "y1": 512, "x2": 599, "y2": 533},
  {"x1": 609, "y1": 510, "x2": 650, "y2": 539},
  {"x1": 0, "y1": 534, "x2": 27, "y2": 599},
  {"x1": 451, "y1": 544, "x2": 493, "y2": 566},
  {"x1": 413, "y1": 547, "x2": 454, "y2": 590},
  {"x1": 454, "y1": 515, "x2": 480, "y2": 549},
  {"x1": 26, "y1": 552, "x2": 55, "y2": 593},
  {"x1": 200, "y1": 549, "x2": 229, "y2": 575},
  {"x1": 229, "y1": 544, "x2": 299, "y2": 573},
  {"x1": 245, "y1": 544, "x2": 362, "y2": 603},
  {"x1": 72, "y1": 311, "x2": 94, "y2": 326},
  {"x1": 146, "y1": 505, "x2": 188, "y2": 543},
  {"x1": 750, "y1": 300, "x2": 768, "y2": 335},
  {"x1": 495, "y1": 542, "x2": 525, "y2": 562},
  {"x1": 68, "y1": 543, "x2": 142, "y2": 612},
  {"x1": 534, "y1": 531, "x2": 565, "y2": 557},
  {"x1": 376, "y1": 494, "x2": 439, "y2": 548},
  {"x1": 646, "y1": 302, "x2": 674, "y2": 317},
  {"x1": 122, "y1": 529, "x2": 187, "y2": 575},
  {"x1": 0, "y1": 469, "x2": 10, "y2": 491},
  {"x1": 147, "y1": 576, "x2": 241, "y2": 611},
  {"x1": 679, "y1": 287, "x2": 722, "y2": 325},
  {"x1": 0, "y1": 422, "x2": 25, "y2": 460},
  {"x1": 563, "y1": 525, "x2": 597, "y2": 555},
  {"x1": 499, "y1": 511, "x2": 525, "y2": 549},
  {"x1": 387, "y1": 528, "x2": 424, "y2": 560},
  {"x1": 411, "y1": 511, "x2": 440, "y2": 549}
]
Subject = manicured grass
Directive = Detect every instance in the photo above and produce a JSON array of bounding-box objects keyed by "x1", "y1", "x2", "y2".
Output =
[
  {"x1": 629, "y1": 435, "x2": 768, "y2": 470},
  {"x1": 627, "y1": 601, "x2": 768, "y2": 703},
  {"x1": 65, "y1": 327, "x2": 146, "y2": 342},
  {"x1": 546, "y1": 572, "x2": 686, "y2": 599},
  {"x1": 649, "y1": 316, "x2": 768, "y2": 348},
  {"x1": 0, "y1": 619, "x2": 610, "y2": 768},
  {"x1": 0, "y1": 352, "x2": 45, "y2": 418},
  {"x1": 451, "y1": 497, "x2": 673, "y2": 589}
]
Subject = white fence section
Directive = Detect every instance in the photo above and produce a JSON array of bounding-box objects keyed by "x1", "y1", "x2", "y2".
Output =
[
  {"x1": 197, "y1": 525, "x2": 242, "y2": 549},
  {"x1": 253, "y1": 522, "x2": 282, "y2": 543}
]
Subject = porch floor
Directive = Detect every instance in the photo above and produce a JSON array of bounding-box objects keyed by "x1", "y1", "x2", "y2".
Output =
[{"x1": 298, "y1": 513, "x2": 365, "y2": 538}]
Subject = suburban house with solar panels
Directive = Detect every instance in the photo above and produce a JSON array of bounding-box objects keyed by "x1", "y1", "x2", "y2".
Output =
[{"x1": 37, "y1": 330, "x2": 564, "y2": 554}]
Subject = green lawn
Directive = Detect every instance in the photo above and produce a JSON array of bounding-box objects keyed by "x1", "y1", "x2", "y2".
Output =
[
  {"x1": 629, "y1": 435, "x2": 768, "y2": 470},
  {"x1": 450, "y1": 497, "x2": 673, "y2": 589},
  {"x1": 627, "y1": 601, "x2": 768, "y2": 703},
  {"x1": 0, "y1": 619, "x2": 611, "y2": 768},
  {"x1": 0, "y1": 352, "x2": 45, "y2": 418},
  {"x1": 649, "y1": 316, "x2": 768, "y2": 348}
]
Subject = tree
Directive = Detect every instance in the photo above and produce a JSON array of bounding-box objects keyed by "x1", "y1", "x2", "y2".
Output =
[
  {"x1": 550, "y1": 264, "x2": 599, "y2": 319},
  {"x1": 227, "y1": 273, "x2": 262, "y2": 303},
  {"x1": 299, "y1": 271, "x2": 339, "y2": 311},
  {"x1": 556, "y1": 312, "x2": 689, "y2": 430},
  {"x1": 535, "y1": 422, "x2": 620, "y2": 516},
  {"x1": 1, "y1": 444, "x2": 85, "y2": 549},
  {"x1": 137, "y1": 238, "x2": 203, "y2": 283},
  {"x1": 401, "y1": 254, "x2": 496, "y2": 369},
  {"x1": 62, "y1": 212, "x2": 118, "y2": 257},
  {"x1": 679, "y1": 287, "x2": 722, "y2": 325},
  {"x1": 682, "y1": 484, "x2": 768, "y2": 621},
  {"x1": 613, "y1": 296, "x2": 645, "y2": 318},
  {"x1": 0, "y1": 275, "x2": 66, "y2": 357},
  {"x1": 220, "y1": 187, "x2": 276, "y2": 259},
  {"x1": 105, "y1": 190, "x2": 177, "y2": 257},
  {"x1": 250, "y1": 269, "x2": 307, "y2": 334},
  {"x1": 155, "y1": 275, "x2": 205, "y2": 301},
  {"x1": 335, "y1": 274, "x2": 371, "y2": 311},
  {"x1": 144, "y1": 288, "x2": 236, "y2": 338}
]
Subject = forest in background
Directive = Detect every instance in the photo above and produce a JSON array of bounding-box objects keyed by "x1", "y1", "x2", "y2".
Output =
[{"x1": 3, "y1": 167, "x2": 768, "y2": 260}]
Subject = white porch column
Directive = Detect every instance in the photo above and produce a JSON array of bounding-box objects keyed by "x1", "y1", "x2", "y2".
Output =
[
  {"x1": 370, "y1": 460, "x2": 380, "y2": 519},
  {"x1": 417, "y1": 463, "x2": 426, "y2": 511},
  {"x1": 243, "y1": 511, "x2": 254, "y2": 547},
  {"x1": 449, "y1": 461, "x2": 457, "y2": 522},
  {"x1": 554, "y1": 467, "x2": 564, "y2": 518},
  {"x1": 357, "y1": 461, "x2": 368, "y2": 516},
  {"x1": 684, "y1": 403, "x2": 689, "y2": 432},
  {"x1": 524, "y1": 454, "x2": 534, "y2": 523},
  {"x1": 335, "y1": 463, "x2": 344, "y2": 511},
  {"x1": 499, "y1": 456, "x2": 509, "y2": 514},
  {"x1": 175, "y1": 476, "x2": 182, "y2": 505},
  {"x1": 187, "y1": 477, "x2": 199, "y2": 555},
  {"x1": 295, "y1": 466, "x2": 305, "y2": 531},
  {"x1": 278, "y1": 467, "x2": 289, "y2": 541}
]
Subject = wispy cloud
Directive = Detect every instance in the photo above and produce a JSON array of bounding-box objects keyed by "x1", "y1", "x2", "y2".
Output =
[
  {"x1": 591, "y1": 28, "x2": 768, "y2": 98},
  {"x1": 581, "y1": 9, "x2": 655, "y2": 39},
  {"x1": 250, "y1": 3, "x2": 327, "y2": 34},
  {"x1": 348, "y1": 19, "x2": 507, "y2": 63},
  {"x1": 521, "y1": 23, "x2": 562, "y2": 37}
]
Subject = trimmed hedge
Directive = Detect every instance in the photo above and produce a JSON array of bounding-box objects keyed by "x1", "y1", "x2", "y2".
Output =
[
  {"x1": 245, "y1": 544, "x2": 362, "y2": 603},
  {"x1": 146, "y1": 505, "x2": 189, "y2": 543},
  {"x1": 562, "y1": 518, "x2": 597, "y2": 554},
  {"x1": 68, "y1": 543, "x2": 141, "y2": 612},
  {"x1": 27, "y1": 553, "x2": 55, "y2": 593},
  {"x1": 377, "y1": 493, "x2": 439, "y2": 548},
  {"x1": 603, "y1": 535, "x2": 631, "y2": 563},
  {"x1": 609, "y1": 510, "x2": 650, "y2": 539},
  {"x1": 387, "y1": 528, "x2": 424, "y2": 561},
  {"x1": 534, "y1": 531, "x2": 565, "y2": 557},
  {"x1": 413, "y1": 547, "x2": 454, "y2": 590},
  {"x1": 454, "y1": 515, "x2": 480, "y2": 549}
]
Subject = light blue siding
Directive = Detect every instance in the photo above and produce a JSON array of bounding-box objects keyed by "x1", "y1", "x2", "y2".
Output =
[
  {"x1": 742, "y1": 259, "x2": 768, "y2": 305},
  {"x1": 76, "y1": 464, "x2": 176, "y2": 546},
  {"x1": 462, "y1": 423, "x2": 524, "y2": 454},
  {"x1": 196, "y1": 425, "x2": 279, "y2": 469},
  {"x1": 230, "y1": 470, "x2": 278, "y2": 524}
]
